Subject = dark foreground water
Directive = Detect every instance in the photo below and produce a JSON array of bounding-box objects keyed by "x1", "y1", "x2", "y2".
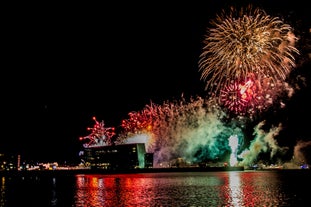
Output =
[{"x1": 1, "y1": 170, "x2": 310, "y2": 206}]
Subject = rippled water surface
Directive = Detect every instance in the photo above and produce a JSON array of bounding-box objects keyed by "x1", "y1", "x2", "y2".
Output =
[{"x1": 1, "y1": 170, "x2": 310, "y2": 206}]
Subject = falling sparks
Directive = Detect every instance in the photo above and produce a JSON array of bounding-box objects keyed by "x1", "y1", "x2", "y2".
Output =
[
  {"x1": 79, "y1": 5, "x2": 307, "y2": 169},
  {"x1": 79, "y1": 117, "x2": 116, "y2": 148},
  {"x1": 198, "y1": 5, "x2": 299, "y2": 97}
]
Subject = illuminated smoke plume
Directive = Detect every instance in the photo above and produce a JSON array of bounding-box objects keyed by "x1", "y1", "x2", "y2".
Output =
[
  {"x1": 228, "y1": 135, "x2": 239, "y2": 166},
  {"x1": 238, "y1": 121, "x2": 286, "y2": 166},
  {"x1": 116, "y1": 92, "x2": 307, "y2": 167},
  {"x1": 293, "y1": 140, "x2": 311, "y2": 165},
  {"x1": 118, "y1": 96, "x2": 246, "y2": 167},
  {"x1": 282, "y1": 140, "x2": 311, "y2": 169},
  {"x1": 81, "y1": 94, "x2": 304, "y2": 168}
]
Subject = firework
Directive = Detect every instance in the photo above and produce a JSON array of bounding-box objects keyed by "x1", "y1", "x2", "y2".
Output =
[
  {"x1": 79, "y1": 95, "x2": 294, "y2": 168},
  {"x1": 198, "y1": 6, "x2": 299, "y2": 96},
  {"x1": 219, "y1": 78, "x2": 254, "y2": 114},
  {"x1": 79, "y1": 116, "x2": 116, "y2": 148},
  {"x1": 78, "y1": 6, "x2": 302, "y2": 168},
  {"x1": 219, "y1": 74, "x2": 294, "y2": 117},
  {"x1": 115, "y1": 93, "x2": 294, "y2": 167},
  {"x1": 118, "y1": 96, "x2": 240, "y2": 166},
  {"x1": 120, "y1": 111, "x2": 153, "y2": 135}
]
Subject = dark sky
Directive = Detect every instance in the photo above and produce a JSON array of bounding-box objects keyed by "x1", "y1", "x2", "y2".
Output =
[{"x1": 2, "y1": 1, "x2": 310, "y2": 163}]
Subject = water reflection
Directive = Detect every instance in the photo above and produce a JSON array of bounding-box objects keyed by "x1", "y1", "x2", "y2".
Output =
[
  {"x1": 72, "y1": 171, "x2": 311, "y2": 206},
  {"x1": 222, "y1": 171, "x2": 292, "y2": 206},
  {"x1": 228, "y1": 171, "x2": 242, "y2": 206},
  {"x1": 74, "y1": 173, "x2": 225, "y2": 206},
  {"x1": 50, "y1": 177, "x2": 58, "y2": 206},
  {"x1": 75, "y1": 174, "x2": 157, "y2": 206},
  {"x1": 0, "y1": 177, "x2": 6, "y2": 207}
]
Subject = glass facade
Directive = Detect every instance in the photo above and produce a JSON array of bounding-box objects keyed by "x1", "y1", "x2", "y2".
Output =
[{"x1": 82, "y1": 143, "x2": 153, "y2": 170}]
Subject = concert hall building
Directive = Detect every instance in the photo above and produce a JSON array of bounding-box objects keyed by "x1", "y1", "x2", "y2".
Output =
[{"x1": 81, "y1": 143, "x2": 153, "y2": 170}]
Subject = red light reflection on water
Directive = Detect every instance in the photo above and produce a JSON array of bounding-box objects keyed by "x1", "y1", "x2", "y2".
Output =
[
  {"x1": 73, "y1": 171, "x2": 292, "y2": 206},
  {"x1": 220, "y1": 172, "x2": 257, "y2": 206},
  {"x1": 75, "y1": 174, "x2": 155, "y2": 206},
  {"x1": 219, "y1": 171, "x2": 285, "y2": 206}
]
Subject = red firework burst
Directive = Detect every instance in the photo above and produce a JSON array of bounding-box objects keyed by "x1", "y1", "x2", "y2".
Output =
[
  {"x1": 79, "y1": 117, "x2": 116, "y2": 148},
  {"x1": 121, "y1": 111, "x2": 153, "y2": 134},
  {"x1": 220, "y1": 78, "x2": 257, "y2": 114}
]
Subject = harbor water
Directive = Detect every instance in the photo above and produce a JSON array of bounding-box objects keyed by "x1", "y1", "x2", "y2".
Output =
[{"x1": 1, "y1": 170, "x2": 310, "y2": 206}]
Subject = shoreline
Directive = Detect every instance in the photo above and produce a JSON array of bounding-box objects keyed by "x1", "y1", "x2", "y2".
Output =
[
  {"x1": 0, "y1": 166, "x2": 244, "y2": 176},
  {"x1": 2, "y1": 166, "x2": 309, "y2": 177}
]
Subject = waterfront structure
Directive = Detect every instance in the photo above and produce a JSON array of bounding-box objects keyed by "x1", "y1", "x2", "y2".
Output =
[
  {"x1": 79, "y1": 116, "x2": 154, "y2": 170},
  {"x1": 0, "y1": 153, "x2": 20, "y2": 171},
  {"x1": 80, "y1": 143, "x2": 153, "y2": 170}
]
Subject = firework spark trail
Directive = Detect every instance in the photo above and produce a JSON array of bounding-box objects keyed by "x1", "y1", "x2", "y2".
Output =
[
  {"x1": 198, "y1": 6, "x2": 299, "y2": 97},
  {"x1": 117, "y1": 94, "x2": 307, "y2": 168},
  {"x1": 79, "y1": 117, "x2": 116, "y2": 148},
  {"x1": 81, "y1": 95, "x2": 306, "y2": 168},
  {"x1": 219, "y1": 75, "x2": 295, "y2": 117}
]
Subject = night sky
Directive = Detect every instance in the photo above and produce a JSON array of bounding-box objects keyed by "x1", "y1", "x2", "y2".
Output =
[{"x1": 2, "y1": 0, "x2": 310, "y2": 163}]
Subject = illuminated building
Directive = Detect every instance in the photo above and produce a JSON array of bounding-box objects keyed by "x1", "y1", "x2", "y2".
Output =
[
  {"x1": 80, "y1": 143, "x2": 153, "y2": 170},
  {"x1": 0, "y1": 153, "x2": 19, "y2": 171}
]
